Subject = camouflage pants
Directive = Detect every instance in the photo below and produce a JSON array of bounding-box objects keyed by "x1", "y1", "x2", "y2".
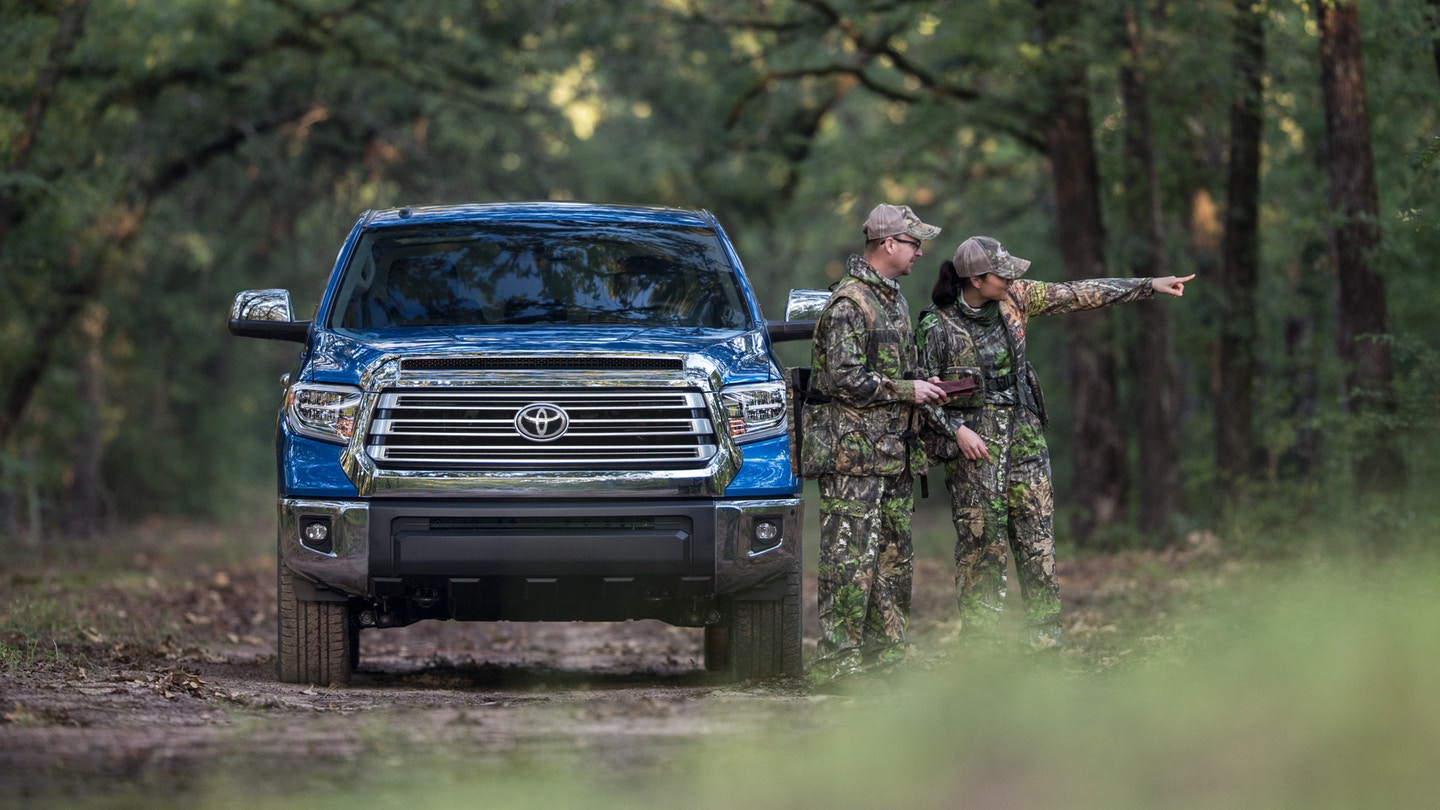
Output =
[
  {"x1": 944, "y1": 405, "x2": 1062, "y2": 649},
  {"x1": 811, "y1": 472, "x2": 914, "y2": 684}
]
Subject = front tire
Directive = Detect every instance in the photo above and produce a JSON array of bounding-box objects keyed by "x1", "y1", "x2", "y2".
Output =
[
  {"x1": 276, "y1": 565, "x2": 353, "y2": 687},
  {"x1": 711, "y1": 556, "x2": 803, "y2": 680}
]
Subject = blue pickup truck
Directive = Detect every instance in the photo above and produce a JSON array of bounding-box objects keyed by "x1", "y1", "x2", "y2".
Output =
[{"x1": 229, "y1": 201, "x2": 815, "y2": 686}]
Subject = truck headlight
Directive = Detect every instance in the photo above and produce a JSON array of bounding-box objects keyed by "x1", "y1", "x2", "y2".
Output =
[
  {"x1": 286, "y1": 383, "x2": 363, "y2": 443},
  {"x1": 719, "y1": 382, "x2": 786, "y2": 443}
]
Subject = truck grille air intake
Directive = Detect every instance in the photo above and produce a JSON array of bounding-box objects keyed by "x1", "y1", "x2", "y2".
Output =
[{"x1": 366, "y1": 387, "x2": 716, "y2": 469}]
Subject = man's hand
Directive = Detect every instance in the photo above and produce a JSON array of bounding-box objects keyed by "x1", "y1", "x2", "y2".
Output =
[
  {"x1": 1151, "y1": 274, "x2": 1196, "y2": 297},
  {"x1": 956, "y1": 425, "x2": 990, "y2": 461},
  {"x1": 913, "y1": 377, "x2": 947, "y2": 405}
]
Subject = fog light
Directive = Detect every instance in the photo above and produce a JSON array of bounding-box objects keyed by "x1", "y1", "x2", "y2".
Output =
[
  {"x1": 754, "y1": 520, "x2": 779, "y2": 542},
  {"x1": 301, "y1": 518, "x2": 333, "y2": 554}
]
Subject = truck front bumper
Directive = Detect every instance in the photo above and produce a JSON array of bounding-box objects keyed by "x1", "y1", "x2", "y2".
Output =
[{"x1": 279, "y1": 496, "x2": 800, "y2": 624}]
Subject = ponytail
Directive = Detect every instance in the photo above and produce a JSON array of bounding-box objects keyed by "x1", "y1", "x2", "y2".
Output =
[{"x1": 931, "y1": 260, "x2": 961, "y2": 307}]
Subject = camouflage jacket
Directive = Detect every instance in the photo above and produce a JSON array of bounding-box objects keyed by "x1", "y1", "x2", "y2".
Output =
[
  {"x1": 917, "y1": 276, "x2": 1154, "y2": 454},
  {"x1": 800, "y1": 255, "x2": 923, "y2": 478}
]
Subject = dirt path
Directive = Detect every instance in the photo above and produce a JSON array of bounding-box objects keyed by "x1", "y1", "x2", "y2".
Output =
[
  {"x1": 1, "y1": 525, "x2": 1221, "y2": 802},
  {"x1": 1, "y1": 549, "x2": 822, "y2": 800}
]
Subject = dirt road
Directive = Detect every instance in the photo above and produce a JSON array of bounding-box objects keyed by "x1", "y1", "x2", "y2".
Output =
[{"x1": 0, "y1": 522, "x2": 1218, "y2": 802}]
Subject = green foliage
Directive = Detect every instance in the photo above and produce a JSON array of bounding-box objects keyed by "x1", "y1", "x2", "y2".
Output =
[{"x1": 3, "y1": 0, "x2": 1439, "y2": 540}]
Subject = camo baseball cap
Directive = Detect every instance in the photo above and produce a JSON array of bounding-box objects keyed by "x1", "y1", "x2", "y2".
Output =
[
  {"x1": 952, "y1": 236, "x2": 1031, "y2": 279},
  {"x1": 862, "y1": 204, "x2": 941, "y2": 242}
]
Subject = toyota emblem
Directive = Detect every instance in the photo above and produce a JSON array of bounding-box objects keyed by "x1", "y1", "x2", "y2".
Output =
[{"x1": 514, "y1": 403, "x2": 569, "y2": 442}]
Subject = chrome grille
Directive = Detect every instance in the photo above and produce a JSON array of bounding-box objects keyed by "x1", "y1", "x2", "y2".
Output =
[
  {"x1": 366, "y1": 388, "x2": 717, "y2": 469},
  {"x1": 401, "y1": 356, "x2": 684, "y2": 372}
]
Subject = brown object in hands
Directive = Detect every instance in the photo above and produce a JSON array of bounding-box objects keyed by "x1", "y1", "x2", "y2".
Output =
[{"x1": 936, "y1": 378, "x2": 976, "y2": 396}]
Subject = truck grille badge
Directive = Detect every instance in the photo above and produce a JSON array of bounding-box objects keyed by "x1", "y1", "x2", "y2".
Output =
[{"x1": 514, "y1": 403, "x2": 569, "y2": 441}]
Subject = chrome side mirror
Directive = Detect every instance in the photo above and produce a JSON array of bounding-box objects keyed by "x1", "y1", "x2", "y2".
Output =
[
  {"x1": 231, "y1": 289, "x2": 295, "y2": 322},
  {"x1": 229, "y1": 289, "x2": 310, "y2": 342},
  {"x1": 765, "y1": 289, "x2": 829, "y2": 343},
  {"x1": 783, "y1": 289, "x2": 831, "y2": 322}
]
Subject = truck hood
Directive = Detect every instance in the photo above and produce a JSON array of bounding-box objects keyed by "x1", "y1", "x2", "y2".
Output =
[{"x1": 302, "y1": 325, "x2": 777, "y2": 391}]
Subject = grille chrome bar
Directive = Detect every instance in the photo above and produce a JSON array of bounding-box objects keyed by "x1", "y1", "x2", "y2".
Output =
[{"x1": 401, "y1": 356, "x2": 685, "y2": 372}]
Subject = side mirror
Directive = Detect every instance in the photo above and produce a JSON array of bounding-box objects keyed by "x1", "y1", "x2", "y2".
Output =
[
  {"x1": 229, "y1": 289, "x2": 310, "y2": 342},
  {"x1": 783, "y1": 289, "x2": 830, "y2": 321},
  {"x1": 765, "y1": 289, "x2": 829, "y2": 343},
  {"x1": 765, "y1": 289, "x2": 827, "y2": 343}
]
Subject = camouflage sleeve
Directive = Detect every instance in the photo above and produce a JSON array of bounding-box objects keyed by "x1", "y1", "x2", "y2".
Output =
[
  {"x1": 915, "y1": 313, "x2": 943, "y2": 379},
  {"x1": 818, "y1": 298, "x2": 913, "y2": 406},
  {"x1": 916, "y1": 315, "x2": 966, "y2": 433},
  {"x1": 1017, "y1": 277, "x2": 1155, "y2": 318}
]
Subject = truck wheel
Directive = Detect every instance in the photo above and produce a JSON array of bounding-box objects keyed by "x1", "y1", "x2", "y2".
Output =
[
  {"x1": 276, "y1": 565, "x2": 353, "y2": 687},
  {"x1": 720, "y1": 557, "x2": 803, "y2": 680},
  {"x1": 702, "y1": 625, "x2": 729, "y2": 672}
]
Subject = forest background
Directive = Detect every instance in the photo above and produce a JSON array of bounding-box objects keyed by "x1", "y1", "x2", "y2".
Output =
[{"x1": 3, "y1": 0, "x2": 1439, "y2": 552}]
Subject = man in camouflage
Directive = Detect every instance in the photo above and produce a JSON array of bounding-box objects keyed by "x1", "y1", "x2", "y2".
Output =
[
  {"x1": 917, "y1": 236, "x2": 1194, "y2": 650},
  {"x1": 802, "y1": 204, "x2": 948, "y2": 688}
]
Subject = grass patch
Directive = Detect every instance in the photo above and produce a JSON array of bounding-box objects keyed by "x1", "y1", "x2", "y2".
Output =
[
  {"x1": 1, "y1": 513, "x2": 274, "y2": 665},
  {"x1": 0, "y1": 587, "x2": 97, "y2": 675},
  {"x1": 671, "y1": 556, "x2": 1440, "y2": 810}
]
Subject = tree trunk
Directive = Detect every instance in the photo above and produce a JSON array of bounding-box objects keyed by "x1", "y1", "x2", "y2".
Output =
[
  {"x1": 0, "y1": 1, "x2": 96, "y2": 449},
  {"x1": 65, "y1": 303, "x2": 107, "y2": 537},
  {"x1": 1216, "y1": 0, "x2": 1265, "y2": 499},
  {"x1": 1278, "y1": 259, "x2": 1323, "y2": 484},
  {"x1": 1037, "y1": 0, "x2": 1128, "y2": 544},
  {"x1": 1119, "y1": 3, "x2": 1181, "y2": 542},
  {"x1": 0, "y1": 0, "x2": 91, "y2": 244},
  {"x1": 1430, "y1": 0, "x2": 1440, "y2": 83},
  {"x1": 1316, "y1": 1, "x2": 1407, "y2": 494}
]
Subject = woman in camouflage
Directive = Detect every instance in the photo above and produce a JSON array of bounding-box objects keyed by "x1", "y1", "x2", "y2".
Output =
[{"x1": 917, "y1": 236, "x2": 1193, "y2": 650}]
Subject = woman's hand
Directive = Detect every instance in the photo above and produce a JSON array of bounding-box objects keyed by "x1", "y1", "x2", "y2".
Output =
[{"x1": 956, "y1": 425, "x2": 990, "y2": 462}]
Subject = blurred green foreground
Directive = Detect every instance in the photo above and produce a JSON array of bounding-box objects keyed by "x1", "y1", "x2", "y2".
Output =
[{"x1": 155, "y1": 553, "x2": 1436, "y2": 810}]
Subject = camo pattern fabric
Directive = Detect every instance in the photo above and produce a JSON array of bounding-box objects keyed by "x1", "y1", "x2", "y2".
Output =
[
  {"x1": 915, "y1": 306, "x2": 983, "y2": 462},
  {"x1": 805, "y1": 255, "x2": 923, "y2": 685},
  {"x1": 801, "y1": 255, "x2": 923, "y2": 478},
  {"x1": 945, "y1": 405, "x2": 1061, "y2": 648},
  {"x1": 999, "y1": 277, "x2": 1153, "y2": 386},
  {"x1": 918, "y1": 276, "x2": 1154, "y2": 650},
  {"x1": 811, "y1": 472, "x2": 914, "y2": 684}
]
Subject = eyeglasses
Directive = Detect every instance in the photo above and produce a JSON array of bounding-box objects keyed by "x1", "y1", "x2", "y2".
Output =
[{"x1": 892, "y1": 237, "x2": 922, "y2": 250}]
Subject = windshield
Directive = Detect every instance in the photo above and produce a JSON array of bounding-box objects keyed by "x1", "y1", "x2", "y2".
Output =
[{"x1": 326, "y1": 220, "x2": 751, "y2": 330}]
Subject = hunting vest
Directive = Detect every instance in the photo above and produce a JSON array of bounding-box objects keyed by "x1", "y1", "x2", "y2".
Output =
[{"x1": 799, "y1": 266, "x2": 923, "y2": 478}]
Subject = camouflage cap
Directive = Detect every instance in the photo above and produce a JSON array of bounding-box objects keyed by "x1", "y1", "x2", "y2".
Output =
[
  {"x1": 952, "y1": 236, "x2": 1031, "y2": 279},
  {"x1": 863, "y1": 204, "x2": 942, "y2": 242}
]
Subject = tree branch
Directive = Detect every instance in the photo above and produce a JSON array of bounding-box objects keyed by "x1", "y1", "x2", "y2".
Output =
[
  {"x1": 714, "y1": 0, "x2": 1046, "y2": 153},
  {"x1": 0, "y1": 0, "x2": 92, "y2": 243},
  {"x1": 1, "y1": 102, "x2": 326, "y2": 447}
]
